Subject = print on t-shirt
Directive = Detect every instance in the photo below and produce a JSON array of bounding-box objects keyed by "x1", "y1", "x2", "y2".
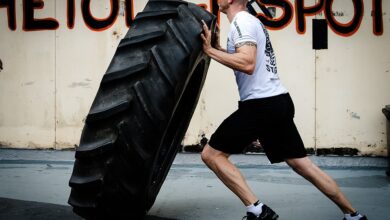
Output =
[
  {"x1": 226, "y1": 11, "x2": 288, "y2": 101},
  {"x1": 260, "y1": 22, "x2": 279, "y2": 80}
]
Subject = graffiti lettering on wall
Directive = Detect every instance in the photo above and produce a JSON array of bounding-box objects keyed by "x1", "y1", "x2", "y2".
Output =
[
  {"x1": 0, "y1": 0, "x2": 133, "y2": 31},
  {"x1": 0, "y1": 0, "x2": 385, "y2": 36},
  {"x1": 248, "y1": 0, "x2": 383, "y2": 36}
]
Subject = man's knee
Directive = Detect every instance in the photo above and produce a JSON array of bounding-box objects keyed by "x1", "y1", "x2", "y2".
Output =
[
  {"x1": 201, "y1": 145, "x2": 213, "y2": 165},
  {"x1": 286, "y1": 157, "x2": 314, "y2": 175},
  {"x1": 201, "y1": 144, "x2": 226, "y2": 166},
  {"x1": 201, "y1": 149, "x2": 209, "y2": 164}
]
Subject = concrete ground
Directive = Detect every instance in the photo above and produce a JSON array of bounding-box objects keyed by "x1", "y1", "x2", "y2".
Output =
[{"x1": 0, "y1": 149, "x2": 389, "y2": 220}]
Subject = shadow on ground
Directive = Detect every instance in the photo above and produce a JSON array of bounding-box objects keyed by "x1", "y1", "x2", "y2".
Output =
[
  {"x1": 145, "y1": 216, "x2": 178, "y2": 220},
  {"x1": 0, "y1": 197, "x2": 80, "y2": 220},
  {"x1": 0, "y1": 198, "x2": 177, "y2": 220}
]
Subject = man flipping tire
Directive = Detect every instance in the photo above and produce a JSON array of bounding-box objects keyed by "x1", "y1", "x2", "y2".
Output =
[{"x1": 200, "y1": 0, "x2": 367, "y2": 220}]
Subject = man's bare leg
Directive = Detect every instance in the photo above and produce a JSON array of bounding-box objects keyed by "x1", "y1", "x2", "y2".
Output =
[
  {"x1": 285, "y1": 157, "x2": 356, "y2": 214},
  {"x1": 201, "y1": 144, "x2": 258, "y2": 206}
]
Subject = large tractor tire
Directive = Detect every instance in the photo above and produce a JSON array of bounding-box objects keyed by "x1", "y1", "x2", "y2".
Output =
[{"x1": 67, "y1": 0, "x2": 216, "y2": 219}]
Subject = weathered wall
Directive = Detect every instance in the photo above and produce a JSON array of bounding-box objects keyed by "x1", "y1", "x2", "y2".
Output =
[{"x1": 0, "y1": 0, "x2": 389, "y2": 156}]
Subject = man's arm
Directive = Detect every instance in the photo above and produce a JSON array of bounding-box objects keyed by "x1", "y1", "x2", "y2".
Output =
[{"x1": 201, "y1": 20, "x2": 257, "y2": 75}]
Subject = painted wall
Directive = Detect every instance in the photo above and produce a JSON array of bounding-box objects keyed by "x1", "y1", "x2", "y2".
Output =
[{"x1": 0, "y1": 0, "x2": 389, "y2": 156}]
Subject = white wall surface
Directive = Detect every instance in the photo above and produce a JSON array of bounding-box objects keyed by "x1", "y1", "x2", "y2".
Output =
[
  {"x1": 315, "y1": 0, "x2": 390, "y2": 155},
  {"x1": 0, "y1": 0, "x2": 389, "y2": 156}
]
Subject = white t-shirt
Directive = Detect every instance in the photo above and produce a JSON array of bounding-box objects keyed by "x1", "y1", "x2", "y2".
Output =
[{"x1": 227, "y1": 11, "x2": 288, "y2": 101}]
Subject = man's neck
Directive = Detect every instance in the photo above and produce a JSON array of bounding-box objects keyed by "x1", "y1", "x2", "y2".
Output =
[{"x1": 226, "y1": 5, "x2": 247, "y2": 23}]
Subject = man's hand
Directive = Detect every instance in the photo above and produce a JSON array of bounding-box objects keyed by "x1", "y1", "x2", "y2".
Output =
[
  {"x1": 201, "y1": 21, "x2": 225, "y2": 54},
  {"x1": 214, "y1": 23, "x2": 224, "y2": 51},
  {"x1": 200, "y1": 20, "x2": 212, "y2": 55},
  {"x1": 200, "y1": 20, "x2": 256, "y2": 75}
]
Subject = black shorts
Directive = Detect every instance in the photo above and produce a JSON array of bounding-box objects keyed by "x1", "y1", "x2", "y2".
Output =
[{"x1": 208, "y1": 93, "x2": 307, "y2": 164}]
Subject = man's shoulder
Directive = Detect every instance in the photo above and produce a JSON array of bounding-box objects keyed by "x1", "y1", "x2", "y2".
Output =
[
  {"x1": 233, "y1": 11, "x2": 262, "y2": 35},
  {"x1": 235, "y1": 11, "x2": 259, "y2": 25}
]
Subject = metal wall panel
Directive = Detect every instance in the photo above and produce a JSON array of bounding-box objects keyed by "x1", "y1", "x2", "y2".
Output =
[
  {"x1": 316, "y1": 0, "x2": 389, "y2": 155},
  {"x1": 0, "y1": 0, "x2": 388, "y2": 156},
  {"x1": 0, "y1": 1, "x2": 56, "y2": 148}
]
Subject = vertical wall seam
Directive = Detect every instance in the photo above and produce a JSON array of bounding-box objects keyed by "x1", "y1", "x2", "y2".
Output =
[
  {"x1": 314, "y1": 0, "x2": 318, "y2": 154},
  {"x1": 54, "y1": 0, "x2": 57, "y2": 149},
  {"x1": 314, "y1": 50, "x2": 317, "y2": 154}
]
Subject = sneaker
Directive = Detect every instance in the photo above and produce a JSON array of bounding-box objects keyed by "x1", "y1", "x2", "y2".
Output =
[
  {"x1": 342, "y1": 212, "x2": 368, "y2": 220},
  {"x1": 242, "y1": 205, "x2": 279, "y2": 220}
]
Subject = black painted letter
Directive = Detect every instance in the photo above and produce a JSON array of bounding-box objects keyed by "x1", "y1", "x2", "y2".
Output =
[
  {"x1": 372, "y1": 0, "x2": 383, "y2": 35},
  {"x1": 255, "y1": 0, "x2": 293, "y2": 30},
  {"x1": 0, "y1": 0, "x2": 16, "y2": 30},
  {"x1": 296, "y1": 0, "x2": 325, "y2": 34},
  {"x1": 209, "y1": 0, "x2": 220, "y2": 24},
  {"x1": 125, "y1": 0, "x2": 134, "y2": 28},
  {"x1": 325, "y1": 0, "x2": 364, "y2": 37},
  {"x1": 23, "y1": 0, "x2": 59, "y2": 31},
  {"x1": 81, "y1": 0, "x2": 119, "y2": 31},
  {"x1": 67, "y1": 0, "x2": 75, "y2": 29}
]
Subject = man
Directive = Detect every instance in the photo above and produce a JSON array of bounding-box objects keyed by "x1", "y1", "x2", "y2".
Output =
[{"x1": 200, "y1": 0, "x2": 367, "y2": 219}]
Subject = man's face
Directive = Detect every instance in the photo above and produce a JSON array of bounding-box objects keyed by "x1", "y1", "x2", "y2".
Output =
[{"x1": 218, "y1": 0, "x2": 230, "y2": 14}]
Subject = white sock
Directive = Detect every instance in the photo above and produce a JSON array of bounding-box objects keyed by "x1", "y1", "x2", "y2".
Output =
[
  {"x1": 246, "y1": 200, "x2": 264, "y2": 216},
  {"x1": 344, "y1": 212, "x2": 364, "y2": 220}
]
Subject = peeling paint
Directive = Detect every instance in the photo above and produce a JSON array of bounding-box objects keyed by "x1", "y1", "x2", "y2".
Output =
[
  {"x1": 182, "y1": 133, "x2": 208, "y2": 153},
  {"x1": 182, "y1": 144, "x2": 202, "y2": 152}
]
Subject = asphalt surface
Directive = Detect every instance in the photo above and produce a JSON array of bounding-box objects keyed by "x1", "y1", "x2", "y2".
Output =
[{"x1": 0, "y1": 149, "x2": 389, "y2": 220}]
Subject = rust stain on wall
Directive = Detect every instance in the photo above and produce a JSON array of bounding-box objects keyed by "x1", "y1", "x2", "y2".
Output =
[{"x1": 112, "y1": 30, "x2": 122, "y2": 40}]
